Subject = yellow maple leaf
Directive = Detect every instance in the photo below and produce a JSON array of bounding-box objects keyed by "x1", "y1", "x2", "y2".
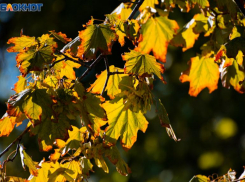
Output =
[
  {"x1": 104, "y1": 99, "x2": 148, "y2": 150},
  {"x1": 87, "y1": 65, "x2": 126, "y2": 99},
  {"x1": 13, "y1": 75, "x2": 27, "y2": 93},
  {"x1": 180, "y1": 54, "x2": 220, "y2": 96},
  {"x1": 135, "y1": 16, "x2": 179, "y2": 63},
  {"x1": 122, "y1": 49, "x2": 165, "y2": 81}
]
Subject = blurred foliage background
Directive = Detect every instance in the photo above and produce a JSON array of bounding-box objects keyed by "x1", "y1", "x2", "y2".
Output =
[{"x1": 0, "y1": 0, "x2": 245, "y2": 182}]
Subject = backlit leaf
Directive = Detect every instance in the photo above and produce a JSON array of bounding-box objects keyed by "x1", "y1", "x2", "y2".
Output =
[
  {"x1": 220, "y1": 58, "x2": 245, "y2": 93},
  {"x1": 30, "y1": 117, "x2": 71, "y2": 151},
  {"x1": 87, "y1": 65, "x2": 127, "y2": 99},
  {"x1": 0, "y1": 113, "x2": 25, "y2": 137},
  {"x1": 7, "y1": 35, "x2": 37, "y2": 52},
  {"x1": 116, "y1": 20, "x2": 140, "y2": 46},
  {"x1": 50, "y1": 30, "x2": 72, "y2": 43},
  {"x1": 135, "y1": 16, "x2": 179, "y2": 62},
  {"x1": 122, "y1": 49, "x2": 164, "y2": 81},
  {"x1": 13, "y1": 75, "x2": 27, "y2": 93},
  {"x1": 19, "y1": 144, "x2": 39, "y2": 176},
  {"x1": 104, "y1": 98, "x2": 148, "y2": 150},
  {"x1": 190, "y1": 175, "x2": 210, "y2": 182},
  {"x1": 180, "y1": 54, "x2": 220, "y2": 96},
  {"x1": 29, "y1": 161, "x2": 51, "y2": 182},
  {"x1": 53, "y1": 57, "x2": 81, "y2": 80},
  {"x1": 77, "y1": 24, "x2": 117, "y2": 60},
  {"x1": 111, "y1": 3, "x2": 132, "y2": 20}
]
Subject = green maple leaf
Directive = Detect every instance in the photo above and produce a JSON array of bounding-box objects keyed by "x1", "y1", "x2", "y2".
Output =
[
  {"x1": 30, "y1": 117, "x2": 72, "y2": 151},
  {"x1": 122, "y1": 49, "x2": 164, "y2": 81},
  {"x1": 103, "y1": 98, "x2": 148, "y2": 150},
  {"x1": 77, "y1": 23, "x2": 117, "y2": 60}
]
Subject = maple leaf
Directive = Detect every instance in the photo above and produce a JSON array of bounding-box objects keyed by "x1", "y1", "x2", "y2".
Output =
[
  {"x1": 80, "y1": 157, "x2": 94, "y2": 178},
  {"x1": 47, "y1": 162, "x2": 76, "y2": 182},
  {"x1": 28, "y1": 160, "x2": 51, "y2": 182},
  {"x1": 53, "y1": 56, "x2": 81, "y2": 80},
  {"x1": 117, "y1": 77, "x2": 153, "y2": 113},
  {"x1": 116, "y1": 19, "x2": 140, "y2": 46},
  {"x1": 77, "y1": 24, "x2": 117, "y2": 60},
  {"x1": 0, "y1": 113, "x2": 25, "y2": 137},
  {"x1": 105, "y1": 146, "x2": 131, "y2": 176},
  {"x1": 135, "y1": 16, "x2": 179, "y2": 63},
  {"x1": 50, "y1": 30, "x2": 72, "y2": 43},
  {"x1": 122, "y1": 49, "x2": 165, "y2": 81},
  {"x1": 78, "y1": 93, "x2": 107, "y2": 136},
  {"x1": 15, "y1": 35, "x2": 57, "y2": 76},
  {"x1": 103, "y1": 98, "x2": 148, "y2": 150},
  {"x1": 21, "y1": 89, "x2": 52, "y2": 122},
  {"x1": 13, "y1": 75, "x2": 27, "y2": 93},
  {"x1": 7, "y1": 35, "x2": 37, "y2": 52},
  {"x1": 19, "y1": 144, "x2": 39, "y2": 176},
  {"x1": 87, "y1": 65, "x2": 127, "y2": 99},
  {"x1": 154, "y1": 98, "x2": 180, "y2": 142},
  {"x1": 111, "y1": 3, "x2": 133, "y2": 20},
  {"x1": 55, "y1": 125, "x2": 89, "y2": 155},
  {"x1": 190, "y1": 175, "x2": 210, "y2": 182},
  {"x1": 180, "y1": 54, "x2": 220, "y2": 96},
  {"x1": 30, "y1": 117, "x2": 71, "y2": 151},
  {"x1": 94, "y1": 156, "x2": 109, "y2": 173},
  {"x1": 171, "y1": 13, "x2": 212, "y2": 51},
  {"x1": 220, "y1": 52, "x2": 245, "y2": 93},
  {"x1": 44, "y1": 75, "x2": 59, "y2": 88},
  {"x1": 7, "y1": 89, "x2": 32, "y2": 118}
]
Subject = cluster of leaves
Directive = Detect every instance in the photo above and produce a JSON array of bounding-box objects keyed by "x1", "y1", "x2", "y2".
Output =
[
  {"x1": 0, "y1": 0, "x2": 245, "y2": 181},
  {"x1": 190, "y1": 167, "x2": 245, "y2": 182}
]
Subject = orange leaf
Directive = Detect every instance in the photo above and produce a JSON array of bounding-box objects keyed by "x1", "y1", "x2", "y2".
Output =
[
  {"x1": 50, "y1": 30, "x2": 72, "y2": 43},
  {"x1": 180, "y1": 54, "x2": 220, "y2": 96}
]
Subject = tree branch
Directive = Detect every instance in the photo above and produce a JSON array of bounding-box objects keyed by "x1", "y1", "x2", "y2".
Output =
[
  {"x1": 234, "y1": 0, "x2": 245, "y2": 17},
  {"x1": 1, "y1": 139, "x2": 21, "y2": 169},
  {"x1": 65, "y1": 0, "x2": 145, "y2": 87},
  {"x1": 127, "y1": 0, "x2": 144, "y2": 20},
  {"x1": 101, "y1": 56, "x2": 110, "y2": 96},
  {"x1": 0, "y1": 126, "x2": 31, "y2": 159}
]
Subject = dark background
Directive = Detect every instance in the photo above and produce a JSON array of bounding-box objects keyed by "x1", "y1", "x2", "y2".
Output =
[{"x1": 0, "y1": 0, "x2": 245, "y2": 182}]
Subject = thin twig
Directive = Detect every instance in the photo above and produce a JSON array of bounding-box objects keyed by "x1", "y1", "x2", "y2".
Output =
[
  {"x1": 127, "y1": 0, "x2": 144, "y2": 20},
  {"x1": 0, "y1": 126, "x2": 31, "y2": 159},
  {"x1": 234, "y1": 0, "x2": 245, "y2": 17},
  {"x1": 66, "y1": 0, "x2": 145, "y2": 87},
  {"x1": 1, "y1": 140, "x2": 21, "y2": 169},
  {"x1": 101, "y1": 56, "x2": 110, "y2": 96},
  {"x1": 50, "y1": 58, "x2": 66, "y2": 68}
]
